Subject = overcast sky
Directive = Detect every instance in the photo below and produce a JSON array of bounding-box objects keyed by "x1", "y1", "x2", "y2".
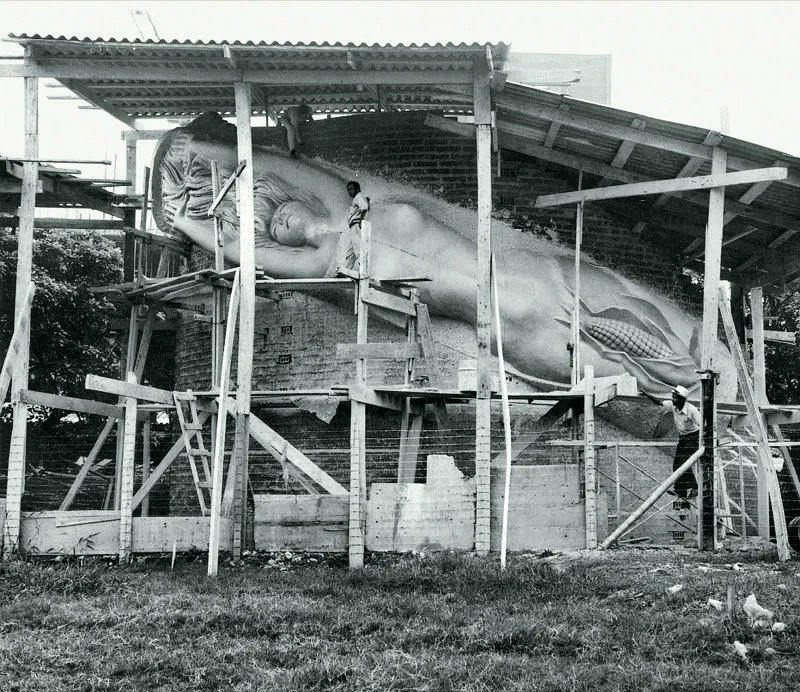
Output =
[{"x1": 1, "y1": 0, "x2": 798, "y2": 183}]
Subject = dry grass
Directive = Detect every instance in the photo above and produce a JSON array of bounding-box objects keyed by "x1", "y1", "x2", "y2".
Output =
[{"x1": 1, "y1": 546, "x2": 799, "y2": 691}]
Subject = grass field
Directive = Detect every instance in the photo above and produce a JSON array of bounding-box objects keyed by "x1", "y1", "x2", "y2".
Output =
[{"x1": 0, "y1": 546, "x2": 798, "y2": 691}]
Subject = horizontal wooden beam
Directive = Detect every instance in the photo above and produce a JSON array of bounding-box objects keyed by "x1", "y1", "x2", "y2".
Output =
[
  {"x1": 18, "y1": 389, "x2": 123, "y2": 418},
  {"x1": 121, "y1": 129, "x2": 171, "y2": 141},
  {"x1": 337, "y1": 342, "x2": 421, "y2": 361},
  {"x1": 0, "y1": 217, "x2": 130, "y2": 231},
  {"x1": 0, "y1": 179, "x2": 43, "y2": 194},
  {"x1": 84, "y1": 374, "x2": 174, "y2": 406},
  {"x1": 535, "y1": 167, "x2": 788, "y2": 208},
  {"x1": 348, "y1": 386, "x2": 404, "y2": 411},
  {"x1": 0, "y1": 64, "x2": 474, "y2": 85},
  {"x1": 361, "y1": 287, "x2": 418, "y2": 316},
  {"x1": 746, "y1": 329, "x2": 796, "y2": 344},
  {"x1": 496, "y1": 93, "x2": 715, "y2": 160}
]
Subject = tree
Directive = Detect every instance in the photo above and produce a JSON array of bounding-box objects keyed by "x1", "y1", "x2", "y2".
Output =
[
  {"x1": 0, "y1": 226, "x2": 123, "y2": 420},
  {"x1": 762, "y1": 290, "x2": 800, "y2": 405}
]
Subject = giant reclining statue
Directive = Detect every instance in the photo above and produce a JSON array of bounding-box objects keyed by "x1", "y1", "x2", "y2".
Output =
[{"x1": 152, "y1": 113, "x2": 736, "y2": 400}]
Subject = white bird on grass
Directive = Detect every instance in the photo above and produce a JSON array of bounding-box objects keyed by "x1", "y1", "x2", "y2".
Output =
[{"x1": 743, "y1": 594, "x2": 774, "y2": 628}]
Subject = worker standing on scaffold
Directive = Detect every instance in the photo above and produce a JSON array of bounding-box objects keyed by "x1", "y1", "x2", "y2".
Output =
[
  {"x1": 641, "y1": 384, "x2": 701, "y2": 499},
  {"x1": 345, "y1": 180, "x2": 370, "y2": 269}
]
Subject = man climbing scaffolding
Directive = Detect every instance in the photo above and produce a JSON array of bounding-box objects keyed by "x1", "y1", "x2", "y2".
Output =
[{"x1": 641, "y1": 385, "x2": 701, "y2": 499}]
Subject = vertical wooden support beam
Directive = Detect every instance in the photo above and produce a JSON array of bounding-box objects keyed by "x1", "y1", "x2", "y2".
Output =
[
  {"x1": 719, "y1": 285, "x2": 790, "y2": 561},
  {"x1": 4, "y1": 76, "x2": 38, "y2": 555},
  {"x1": 118, "y1": 392, "x2": 137, "y2": 561},
  {"x1": 473, "y1": 61, "x2": 493, "y2": 555},
  {"x1": 231, "y1": 415, "x2": 249, "y2": 558},
  {"x1": 135, "y1": 167, "x2": 151, "y2": 281},
  {"x1": 349, "y1": 222, "x2": 371, "y2": 569},
  {"x1": 698, "y1": 371, "x2": 716, "y2": 550},
  {"x1": 209, "y1": 272, "x2": 240, "y2": 576},
  {"x1": 571, "y1": 172, "x2": 584, "y2": 386},
  {"x1": 231, "y1": 82, "x2": 257, "y2": 561},
  {"x1": 750, "y1": 287, "x2": 768, "y2": 406},
  {"x1": 141, "y1": 416, "x2": 151, "y2": 518},
  {"x1": 115, "y1": 306, "x2": 138, "y2": 510},
  {"x1": 697, "y1": 146, "x2": 726, "y2": 552},
  {"x1": 749, "y1": 286, "x2": 770, "y2": 535},
  {"x1": 729, "y1": 283, "x2": 747, "y2": 347},
  {"x1": 701, "y1": 148, "x2": 727, "y2": 370},
  {"x1": 122, "y1": 209, "x2": 136, "y2": 282},
  {"x1": 397, "y1": 415, "x2": 423, "y2": 483},
  {"x1": 234, "y1": 82, "x2": 256, "y2": 416},
  {"x1": 583, "y1": 365, "x2": 597, "y2": 548},
  {"x1": 397, "y1": 290, "x2": 419, "y2": 483},
  {"x1": 125, "y1": 137, "x2": 137, "y2": 196}
]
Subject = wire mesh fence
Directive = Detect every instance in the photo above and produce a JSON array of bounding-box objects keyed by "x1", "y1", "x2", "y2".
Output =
[{"x1": 4, "y1": 408, "x2": 799, "y2": 551}]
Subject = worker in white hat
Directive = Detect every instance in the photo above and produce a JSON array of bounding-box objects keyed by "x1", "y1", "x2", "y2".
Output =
[{"x1": 641, "y1": 385, "x2": 701, "y2": 498}]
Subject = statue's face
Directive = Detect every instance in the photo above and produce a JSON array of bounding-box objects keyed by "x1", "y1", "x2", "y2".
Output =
[{"x1": 269, "y1": 201, "x2": 317, "y2": 246}]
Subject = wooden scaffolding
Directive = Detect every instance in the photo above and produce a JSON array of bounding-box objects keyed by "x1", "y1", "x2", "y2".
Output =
[{"x1": 3, "y1": 37, "x2": 800, "y2": 568}]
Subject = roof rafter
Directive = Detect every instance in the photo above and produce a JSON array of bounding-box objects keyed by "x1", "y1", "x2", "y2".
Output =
[
  {"x1": 596, "y1": 118, "x2": 645, "y2": 186},
  {"x1": 59, "y1": 78, "x2": 137, "y2": 127}
]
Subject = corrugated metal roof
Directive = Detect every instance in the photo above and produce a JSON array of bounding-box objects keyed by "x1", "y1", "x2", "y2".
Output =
[
  {"x1": 493, "y1": 82, "x2": 800, "y2": 289},
  {"x1": 5, "y1": 35, "x2": 507, "y2": 117}
]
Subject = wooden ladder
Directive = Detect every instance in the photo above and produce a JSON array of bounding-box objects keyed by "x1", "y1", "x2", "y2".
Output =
[{"x1": 173, "y1": 390, "x2": 212, "y2": 515}]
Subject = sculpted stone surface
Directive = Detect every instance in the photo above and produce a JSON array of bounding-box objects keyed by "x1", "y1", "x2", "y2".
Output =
[{"x1": 152, "y1": 114, "x2": 736, "y2": 399}]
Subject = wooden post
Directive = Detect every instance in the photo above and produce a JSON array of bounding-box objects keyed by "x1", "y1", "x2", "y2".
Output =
[
  {"x1": 583, "y1": 364, "x2": 597, "y2": 548},
  {"x1": 4, "y1": 76, "x2": 38, "y2": 555},
  {"x1": 125, "y1": 137, "x2": 137, "y2": 196},
  {"x1": 698, "y1": 371, "x2": 716, "y2": 550},
  {"x1": 719, "y1": 285, "x2": 790, "y2": 561},
  {"x1": 349, "y1": 221, "x2": 371, "y2": 569},
  {"x1": 701, "y1": 147, "x2": 727, "y2": 369},
  {"x1": 229, "y1": 82, "x2": 256, "y2": 562},
  {"x1": 208, "y1": 271, "x2": 240, "y2": 576},
  {"x1": 571, "y1": 171, "x2": 583, "y2": 386},
  {"x1": 118, "y1": 391, "x2": 137, "y2": 561},
  {"x1": 123, "y1": 209, "x2": 136, "y2": 282},
  {"x1": 473, "y1": 61, "x2": 493, "y2": 555},
  {"x1": 136, "y1": 167, "x2": 150, "y2": 281},
  {"x1": 697, "y1": 146, "x2": 726, "y2": 551},
  {"x1": 397, "y1": 289, "x2": 420, "y2": 484},
  {"x1": 141, "y1": 416, "x2": 151, "y2": 518},
  {"x1": 750, "y1": 287, "x2": 768, "y2": 405},
  {"x1": 115, "y1": 306, "x2": 139, "y2": 510},
  {"x1": 492, "y1": 255, "x2": 514, "y2": 568}
]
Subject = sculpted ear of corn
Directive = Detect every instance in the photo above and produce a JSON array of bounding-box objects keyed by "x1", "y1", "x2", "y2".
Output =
[{"x1": 585, "y1": 317, "x2": 673, "y2": 359}]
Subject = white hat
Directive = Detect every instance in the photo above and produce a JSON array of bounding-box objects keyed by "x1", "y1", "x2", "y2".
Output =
[{"x1": 673, "y1": 385, "x2": 689, "y2": 398}]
